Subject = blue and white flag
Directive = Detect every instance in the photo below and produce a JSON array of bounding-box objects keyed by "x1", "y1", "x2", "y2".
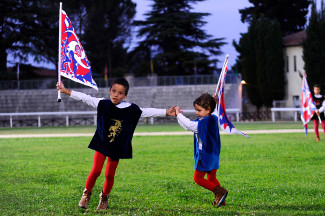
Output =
[{"x1": 216, "y1": 55, "x2": 248, "y2": 138}]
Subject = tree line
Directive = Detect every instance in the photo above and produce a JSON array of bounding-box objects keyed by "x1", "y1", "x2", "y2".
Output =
[
  {"x1": 1, "y1": 0, "x2": 325, "y2": 109},
  {"x1": 0, "y1": 0, "x2": 225, "y2": 79}
]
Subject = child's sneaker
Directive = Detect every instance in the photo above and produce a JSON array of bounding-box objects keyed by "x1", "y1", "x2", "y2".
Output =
[
  {"x1": 96, "y1": 191, "x2": 109, "y2": 210},
  {"x1": 316, "y1": 136, "x2": 320, "y2": 142},
  {"x1": 78, "y1": 188, "x2": 92, "y2": 209},
  {"x1": 212, "y1": 185, "x2": 228, "y2": 207}
]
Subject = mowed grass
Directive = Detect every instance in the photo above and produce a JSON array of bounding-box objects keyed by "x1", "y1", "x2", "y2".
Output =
[
  {"x1": 0, "y1": 130, "x2": 324, "y2": 215},
  {"x1": 0, "y1": 121, "x2": 304, "y2": 135}
]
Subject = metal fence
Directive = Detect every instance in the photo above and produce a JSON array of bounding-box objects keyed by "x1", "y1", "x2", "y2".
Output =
[{"x1": 0, "y1": 73, "x2": 241, "y2": 90}]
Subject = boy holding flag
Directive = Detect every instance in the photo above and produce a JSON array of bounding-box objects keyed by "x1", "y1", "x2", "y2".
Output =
[{"x1": 57, "y1": 78, "x2": 176, "y2": 210}]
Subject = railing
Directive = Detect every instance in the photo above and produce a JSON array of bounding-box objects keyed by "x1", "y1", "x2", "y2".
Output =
[
  {"x1": 270, "y1": 107, "x2": 301, "y2": 122},
  {"x1": 0, "y1": 109, "x2": 241, "y2": 128}
]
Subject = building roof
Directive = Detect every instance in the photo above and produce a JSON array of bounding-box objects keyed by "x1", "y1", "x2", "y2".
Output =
[{"x1": 283, "y1": 30, "x2": 306, "y2": 47}]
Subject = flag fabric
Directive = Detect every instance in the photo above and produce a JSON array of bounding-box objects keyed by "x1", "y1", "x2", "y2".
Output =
[
  {"x1": 60, "y1": 10, "x2": 98, "y2": 90},
  {"x1": 301, "y1": 74, "x2": 317, "y2": 135},
  {"x1": 216, "y1": 55, "x2": 249, "y2": 138}
]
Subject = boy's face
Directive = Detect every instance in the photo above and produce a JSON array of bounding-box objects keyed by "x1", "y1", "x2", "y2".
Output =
[
  {"x1": 109, "y1": 84, "x2": 127, "y2": 105},
  {"x1": 194, "y1": 104, "x2": 211, "y2": 118},
  {"x1": 314, "y1": 87, "x2": 321, "y2": 95}
]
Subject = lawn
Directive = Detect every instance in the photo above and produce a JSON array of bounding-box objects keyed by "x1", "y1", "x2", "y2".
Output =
[
  {"x1": 0, "y1": 130, "x2": 324, "y2": 215},
  {"x1": 0, "y1": 121, "x2": 305, "y2": 135}
]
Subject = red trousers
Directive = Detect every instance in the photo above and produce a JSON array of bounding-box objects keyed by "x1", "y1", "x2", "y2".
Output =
[
  {"x1": 194, "y1": 169, "x2": 220, "y2": 191},
  {"x1": 85, "y1": 151, "x2": 119, "y2": 196},
  {"x1": 306, "y1": 119, "x2": 325, "y2": 137}
]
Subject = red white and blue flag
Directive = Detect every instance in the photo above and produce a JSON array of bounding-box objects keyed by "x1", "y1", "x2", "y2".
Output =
[
  {"x1": 59, "y1": 9, "x2": 98, "y2": 90},
  {"x1": 216, "y1": 55, "x2": 248, "y2": 138},
  {"x1": 301, "y1": 74, "x2": 317, "y2": 135}
]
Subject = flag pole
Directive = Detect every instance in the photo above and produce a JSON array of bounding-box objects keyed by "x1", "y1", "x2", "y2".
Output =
[
  {"x1": 216, "y1": 55, "x2": 229, "y2": 112},
  {"x1": 215, "y1": 54, "x2": 229, "y2": 95},
  {"x1": 57, "y1": 2, "x2": 62, "y2": 102}
]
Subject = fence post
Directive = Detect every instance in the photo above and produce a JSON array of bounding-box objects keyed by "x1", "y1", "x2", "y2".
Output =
[
  {"x1": 66, "y1": 116, "x2": 69, "y2": 126},
  {"x1": 272, "y1": 111, "x2": 275, "y2": 122},
  {"x1": 38, "y1": 115, "x2": 41, "y2": 127},
  {"x1": 10, "y1": 116, "x2": 13, "y2": 128}
]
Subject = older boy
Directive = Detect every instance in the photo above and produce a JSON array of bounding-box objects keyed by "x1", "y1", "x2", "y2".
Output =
[{"x1": 57, "y1": 78, "x2": 176, "y2": 210}]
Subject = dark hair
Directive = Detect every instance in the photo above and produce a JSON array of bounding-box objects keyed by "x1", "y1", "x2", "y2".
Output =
[
  {"x1": 193, "y1": 93, "x2": 216, "y2": 114},
  {"x1": 110, "y1": 78, "x2": 129, "y2": 95},
  {"x1": 314, "y1": 84, "x2": 321, "y2": 89}
]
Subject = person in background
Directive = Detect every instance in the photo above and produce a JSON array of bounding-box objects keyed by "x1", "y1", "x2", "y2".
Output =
[{"x1": 310, "y1": 84, "x2": 325, "y2": 142}]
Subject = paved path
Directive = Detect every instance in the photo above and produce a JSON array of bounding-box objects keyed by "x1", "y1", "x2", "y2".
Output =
[{"x1": 0, "y1": 129, "x2": 314, "y2": 139}]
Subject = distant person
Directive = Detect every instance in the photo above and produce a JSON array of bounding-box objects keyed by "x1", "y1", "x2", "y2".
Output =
[
  {"x1": 309, "y1": 84, "x2": 325, "y2": 141},
  {"x1": 174, "y1": 93, "x2": 227, "y2": 207},
  {"x1": 57, "y1": 78, "x2": 176, "y2": 210}
]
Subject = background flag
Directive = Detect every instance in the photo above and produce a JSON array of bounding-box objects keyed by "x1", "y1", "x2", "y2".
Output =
[
  {"x1": 60, "y1": 10, "x2": 98, "y2": 90},
  {"x1": 301, "y1": 74, "x2": 317, "y2": 135},
  {"x1": 216, "y1": 55, "x2": 249, "y2": 138}
]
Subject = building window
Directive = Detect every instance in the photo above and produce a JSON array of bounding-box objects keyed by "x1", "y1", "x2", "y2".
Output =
[
  {"x1": 293, "y1": 95, "x2": 300, "y2": 108},
  {"x1": 294, "y1": 55, "x2": 297, "y2": 72},
  {"x1": 285, "y1": 56, "x2": 289, "y2": 72}
]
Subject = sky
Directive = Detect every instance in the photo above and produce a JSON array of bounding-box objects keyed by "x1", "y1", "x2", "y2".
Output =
[
  {"x1": 133, "y1": 0, "x2": 252, "y2": 68},
  {"x1": 7, "y1": 0, "x2": 322, "y2": 70}
]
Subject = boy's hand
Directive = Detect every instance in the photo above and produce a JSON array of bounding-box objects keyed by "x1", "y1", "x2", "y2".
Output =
[
  {"x1": 56, "y1": 81, "x2": 71, "y2": 95},
  {"x1": 316, "y1": 110, "x2": 320, "y2": 116},
  {"x1": 166, "y1": 105, "x2": 177, "y2": 116},
  {"x1": 175, "y1": 106, "x2": 183, "y2": 116},
  {"x1": 213, "y1": 93, "x2": 219, "y2": 104}
]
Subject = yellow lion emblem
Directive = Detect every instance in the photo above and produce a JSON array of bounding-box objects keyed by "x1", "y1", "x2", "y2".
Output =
[{"x1": 108, "y1": 119, "x2": 123, "y2": 142}]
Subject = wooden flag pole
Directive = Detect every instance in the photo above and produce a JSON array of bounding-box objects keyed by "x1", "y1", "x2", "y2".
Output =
[{"x1": 57, "y1": 2, "x2": 62, "y2": 102}]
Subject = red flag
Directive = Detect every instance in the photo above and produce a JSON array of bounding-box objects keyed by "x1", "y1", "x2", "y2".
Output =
[
  {"x1": 301, "y1": 74, "x2": 317, "y2": 135},
  {"x1": 59, "y1": 9, "x2": 98, "y2": 90}
]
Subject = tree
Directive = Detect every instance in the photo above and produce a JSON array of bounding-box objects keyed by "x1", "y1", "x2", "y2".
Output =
[
  {"x1": 83, "y1": 0, "x2": 136, "y2": 78},
  {"x1": 239, "y1": 0, "x2": 311, "y2": 35},
  {"x1": 0, "y1": 0, "x2": 87, "y2": 74},
  {"x1": 303, "y1": 0, "x2": 325, "y2": 89},
  {"x1": 233, "y1": 16, "x2": 284, "y2": 109},
  {"x1": 134, "y1": 0, "x2": 225, "y2": 76}
]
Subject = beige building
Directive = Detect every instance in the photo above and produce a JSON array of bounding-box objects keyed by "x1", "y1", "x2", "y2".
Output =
[{"x1": 282, "y1": 30, "x2": 307, "y2": 108}]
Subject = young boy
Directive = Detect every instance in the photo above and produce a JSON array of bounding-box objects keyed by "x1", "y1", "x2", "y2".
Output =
[
  {"x1": 310, "y1": 84, "x2": 325, "y2": 141},
  {"x1": 56, "y1": 78, "x2": 176, "y2": 210},
  {"x1": 174, "y1": 93, "x2": 227, "y2": 207}
]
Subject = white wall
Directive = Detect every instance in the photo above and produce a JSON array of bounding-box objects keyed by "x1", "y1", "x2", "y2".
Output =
[{"x1": 283, "y1": 46, "x2": 304, "y2": 108}]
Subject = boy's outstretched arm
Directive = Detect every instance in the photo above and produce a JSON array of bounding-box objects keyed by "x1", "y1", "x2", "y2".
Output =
[{"x1": 56, "y1": 81, "x2": 102, "y2": 108}]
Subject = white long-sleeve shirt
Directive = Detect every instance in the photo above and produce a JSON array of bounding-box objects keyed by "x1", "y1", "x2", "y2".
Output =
[
  {"x1": 176, "y1": 108, "x2": 219, "y2": 133},
  {"x1": 70, "y1": 90, "x2": 166, "y2": 117}
]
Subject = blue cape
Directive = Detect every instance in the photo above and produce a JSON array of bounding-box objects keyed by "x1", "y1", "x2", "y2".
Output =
[{"x1": 193, "y1": 114, "x2": 221, "y2": 171}]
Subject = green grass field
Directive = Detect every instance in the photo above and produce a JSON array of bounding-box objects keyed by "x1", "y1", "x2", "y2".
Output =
[
  {"x1": 0, "y1": 121, "x2": 304, "y2": 135},
  {"x1": 0, "y1": 123, "x2": 325, "y2": 215}
]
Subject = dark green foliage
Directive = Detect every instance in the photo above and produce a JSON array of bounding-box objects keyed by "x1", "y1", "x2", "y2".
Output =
[
  {"x1": 303, "y1": 1, "x2": 325, "y2": 90},
  {"x1": 83, "y1": 0, "x2": 136, "y2": 78},
  {"x1": 234, "y1": 16, "x2": 284, "y2": 109},
  {"x1": 134, "y1": 0, "x2": 225, "y2": 76},
  {"x1": 0, "y1": 0, "x2": 58, "y2": 72},
  {"x1": 239, "y1": 0, "x2": 311, "y2": 35}
]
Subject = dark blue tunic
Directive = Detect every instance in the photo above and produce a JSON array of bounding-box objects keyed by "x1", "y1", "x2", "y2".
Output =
[
  {"x1": 311, "y1": 95, "x2": 325, "y2": 120},
  {"x1": 193, "y1": 114, "x2": 221, "y2": 171},
  {"x1": 88, "y1": 100, "x2": 142, "y2": 159}
]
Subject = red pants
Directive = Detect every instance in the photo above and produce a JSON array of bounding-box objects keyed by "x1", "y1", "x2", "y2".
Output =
[
  {"x1": 306, "y1": 119, "x2": 325, "y2": 137},
  {"x1": 194, "y1": 169, "x2": 220, "y2": 191},
  {"x1": 85, "y1": 151, "x2": 119, "y2": 196}
]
